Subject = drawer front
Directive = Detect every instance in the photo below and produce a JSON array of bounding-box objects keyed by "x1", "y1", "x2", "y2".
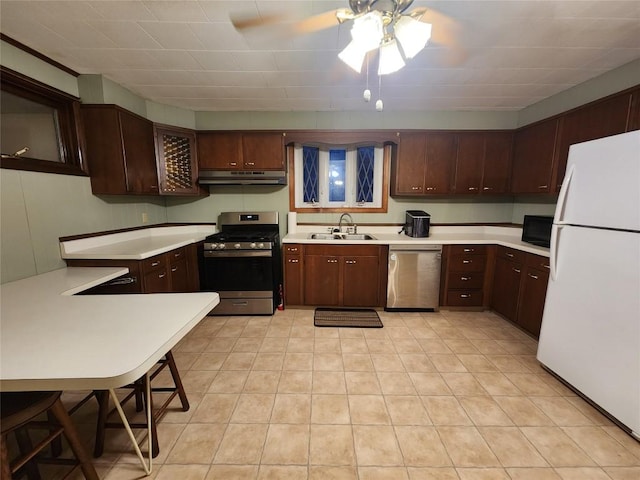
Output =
[
  {"x1": 142, "y1": 254, "x2": 166, "y2": 272},
  {"x1": 526, "y1": 253, "x2": 550, "y2": 271},
  {"x1": 449, "y1": 245, "x2": 487, "y2": 256},
  {"x1": 449, "y1": 254, "x2": 487, "y2": 272},
  {"x1": 168, "y1": 247, "x2": 187, "y2": 264},
  {"x1": 284, "y1": 244, "x2": 302, "y2": 254},
  {"x1": 496, "y1": 246, "x2": 526, "y2": 263},
  {"x1": 447, "y1": 271, "x2": 484, "y2": 289},
  {"x1": 446, "y1": 290, "x2": 483, "y2": 306}
]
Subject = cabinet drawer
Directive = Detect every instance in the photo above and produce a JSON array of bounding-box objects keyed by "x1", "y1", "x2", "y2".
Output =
[
  {"x1": 142, "y1": 254, "x2": 166, "y2": 272},
  {"x1": 526, "y1": 253, "x2": 550, "y2": 271},
  {"x1": 168, "y1": 246, "x2": 187, "y2": 264},
  {"x1": 447, "y1": 271, "x2": 484, "y2": 289},
  {"x1": 448, "y1": 254, "x2": 487, "y2": 272},
  {"x1": 449, "y1": 245, "x2": 487, "y2": 256},
  {"x1": 496, "y1": 246, "x2": 526, "y2": 263},
  {"x1": 446, "y1": 290, "x2": 483, "y2": 306},
  {"x1": 284, "y1": 244, "x2": 302, "y2": 254}
]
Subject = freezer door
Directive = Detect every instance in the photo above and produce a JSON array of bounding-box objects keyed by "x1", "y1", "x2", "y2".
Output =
[
  {"x1": 538, "y1": 225, "x2": 640, "y2": 435},
  {"x1": 555, "y1": 130, "x2": 640, "y2": 231}
]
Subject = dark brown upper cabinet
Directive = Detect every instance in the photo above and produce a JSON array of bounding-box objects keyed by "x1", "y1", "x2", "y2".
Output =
[
  {"x1": 511, "y1": 118, "x2": 560, "y2": 194},
  {"x1": 197, "y1": 131, "x2": 285, "y2": 171},
  {"x1": 391, "y1": 132, "x2": 456, "y2": 196},
  {"x1": 82, "y1": 105, "x2": 159, "y2": 195},
  {"x1": 154, "y1": 125, "x2": 207, "y2": 196},
  {"x1": 453, "y1": 131, "x2": 513, "y2": 195}
]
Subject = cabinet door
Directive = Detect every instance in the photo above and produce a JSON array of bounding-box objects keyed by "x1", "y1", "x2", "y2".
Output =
[
  {"x1": 453, "y1": 133, "x2": 484, "y2": 194},
  {"x1": 516, "y1": 266, "x2": 549, "y2": 338},
  {"x1": 482, "y1": 132, "x2": 513, "y2": 194},
  {"x1": 120, "y1": 111, "x2": 159, "y2": 194},
  {"x1": 169, "y1": 258, "x2": 190, "y2": 292},
  {"x1": 491, "y1": 257, "x2": 523, "y2": 321},
  {"x1": 155, "y1": 127, "x2": 203, "y2": 196},
  {"x1": 424, "y1": 133, "x2": 456, "y2": 194},
  {"x1": 197, "y1": 132, "x2": 242, "y2": 170},
  {"x1": 511, "y1": 118, "x2": 559, "y2": 194},
  {"x1": 242, "y1": 132, "x2": 285, "y2": 170},
  {"x1": 392, "y1": 133, "x2": 426, "y2": 195},
  {"x1": 343, "y1": 256, "x2": 379, "y2": 307},
  {"x1": 552, "y1": 93, "x2": 632, "y2": 192},
  {"x1": 284, "y1": 249, "x2": 303, "y2": 305},
  {"x1": 629, "y1": 88, "x2": 640, "y2": 131},
  {"x1": 304, "y1": 255, "x2": 340, "y2": 306}
]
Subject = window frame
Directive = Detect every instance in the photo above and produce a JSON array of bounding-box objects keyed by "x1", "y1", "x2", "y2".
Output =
[
  {"x1": 288, "y1": 139, "x2": 392, "y2": 214},
  {"x1": 0, "y1": 66, "x2": 87, "y2": 176}
]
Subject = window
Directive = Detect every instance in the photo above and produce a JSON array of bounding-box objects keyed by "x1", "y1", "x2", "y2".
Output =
[
  {"x1": 0, "y1": 67, "x2": 86, "y2": 176},
  {"x1": 293, "y1": 143, "x2": 388, "y2": 212}
]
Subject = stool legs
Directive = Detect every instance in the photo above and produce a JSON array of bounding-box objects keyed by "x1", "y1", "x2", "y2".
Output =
[{"x1": 166, "y1": 351, "x2": 189, "y2": 411}]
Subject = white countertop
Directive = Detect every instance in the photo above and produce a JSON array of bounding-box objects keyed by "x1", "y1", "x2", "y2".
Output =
[
  {"x1": 60, "y1": 225, "x2": 216, "y2": 260},
  {"x1": 0, "y1": 267, "x2": 219, "y2": 391},
  {"x1": 284, "y1": 225, "x2": 550, "y2": 257}
]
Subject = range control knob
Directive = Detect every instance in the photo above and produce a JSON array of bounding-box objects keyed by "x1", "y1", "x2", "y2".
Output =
[
  {"x1": 258, "y1": 243, "x2": 265, "y2": 249},
  {"x1": 218, "y1": 243, "x2": 225, "y2": 250},
  {"x1": 234, "y1": 243, "x2": 241, "y2": 249},
  {"x1": 250, "y1": 242, "x2": 257, "y2": 249},
  {"x1": 210, "y1": 243, "x2": 218, "y2": 250}
]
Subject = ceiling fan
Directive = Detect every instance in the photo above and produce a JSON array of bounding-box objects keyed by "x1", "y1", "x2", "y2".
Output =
[{"x1": 232, "y1": 0, "x2": 463, "y2": 71}]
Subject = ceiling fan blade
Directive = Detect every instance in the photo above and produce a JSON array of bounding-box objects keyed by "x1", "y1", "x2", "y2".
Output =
[
  {"x1": 231, "y1": 13, "x2": 285, "y2": 31},
  {"x1": 410, "y1": 7, "x2": 460, "y2": 48},
  {"x1": 292, "y1": 8, "x2": 355, "y2": 34}
]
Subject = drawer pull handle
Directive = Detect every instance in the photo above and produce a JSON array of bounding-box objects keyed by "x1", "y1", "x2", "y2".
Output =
[
  {"x1": 542, "y1": 264, "x2": 550, "y2": 269},
  {"x1": 505, "y1": 253, "x2": 514, "y2": 258},
  {"x1": 426, "y1": 187, "x2": 435, "y2": 191},
  {"x1": 411, "y1": 186, "x2": 421, "y2": 190},
  {"x1": 513, "y1": 268, "x2": 521, "y2": 273},
  {"x1": 468, "y1": 187, "x2": 478, "y2": 191},
  {"x1": 174, "y1": 252, "x2": 182, "y2": 258},
  {"x1": 460, "y1": 276, "x2": 471, "y2": 281},
  {"x1": 289, "y1": 259, "x2": 299, "y2": 263},
  {"x1": 538, "y1": 185, "x2": 548, "y2": 189},
  {"x1": 462, "y1": 260, "x2": 472, "y2": 264},
  {"x1": 327, "y1": 259, "x2": 338, "y2": 263},
  {"x1": 230, "y1": 162, "x2": 237, "y2": 166},
  {"x1": 289, "y1": 247, "x2": 298, "y2": 252},
  {"x1": 528, "y1": 273, "x2": 539, "y2": 280},
  {"x1": 463, "y1": 248, "x2": 474, "y2": 252},
  {"x1": 345, "y1": 260, "x2": 357, "y2": 264},
  {"x1": 460, "y1": 294, "x2": 471, "y2": 298},
  {"x1": 245, "y1": 162, "x2": 255, "y2": 166},
  {"x1": 158, "y1": 273, "x2": 166, "y2": 278},
  {"x1": 483, "y1": 186, "x2": 492, "y2": 191},
  {"x1": 151, "y1": 261, "x2": 161, "y2": 267},
  {"x1": 171, "y1": 267, "x2": 178, "y2": 272}
]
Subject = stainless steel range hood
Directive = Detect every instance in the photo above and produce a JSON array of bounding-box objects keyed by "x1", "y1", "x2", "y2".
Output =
[{"x1": 198, "y1": 170, "x2": 287, "y2": 185}]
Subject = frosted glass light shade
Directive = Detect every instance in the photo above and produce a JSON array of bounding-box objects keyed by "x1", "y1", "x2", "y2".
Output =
[
  {"x1": 378, "y1": 39, "x2": 405, "y2": 75},
  {"x1": 338, "y1": 40, "x2": 368, "y2": 73},
  {"x1": 394, "y1": 15, "x2": 432, "y2": 58}
]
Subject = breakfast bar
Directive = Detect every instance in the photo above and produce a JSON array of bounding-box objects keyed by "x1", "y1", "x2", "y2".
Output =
[{"x1": 0, "y1": 267, "x2": 220, "y2": 475}]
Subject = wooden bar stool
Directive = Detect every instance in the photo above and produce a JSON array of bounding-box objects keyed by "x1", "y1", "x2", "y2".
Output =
[
  {"x1": 0, "y1": 391, "x2": 98, "y2": 480},
  {"x1": 93, "y1": 350, "x2": 189, "y2": 458}
]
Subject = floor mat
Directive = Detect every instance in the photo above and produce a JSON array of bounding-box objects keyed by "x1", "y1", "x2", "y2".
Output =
[{"x1": 314, "y1": 308, "x2": 383, "y2": 328}]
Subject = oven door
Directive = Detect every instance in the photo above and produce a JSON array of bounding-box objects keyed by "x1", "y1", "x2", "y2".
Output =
[{"x1": 200, "y1": 250, "x2": 274, "y2": 292}]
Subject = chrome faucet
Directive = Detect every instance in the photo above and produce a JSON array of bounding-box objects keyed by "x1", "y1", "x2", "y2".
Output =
[{"x1": 337, "y1": 213, "x2": 356, "y2": 234}]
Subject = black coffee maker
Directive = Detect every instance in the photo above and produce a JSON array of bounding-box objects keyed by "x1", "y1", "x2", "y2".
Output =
[{"x1": 404, "y1": 210, "x2": 431, "y2": 237}]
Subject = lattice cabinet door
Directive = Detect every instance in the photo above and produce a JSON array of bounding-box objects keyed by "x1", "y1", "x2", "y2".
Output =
[{"x1": 154, "y1": 126, "x2": 206, "y2": 196}]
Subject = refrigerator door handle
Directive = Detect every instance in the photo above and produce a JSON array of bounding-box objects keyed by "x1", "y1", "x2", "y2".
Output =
[
  {"x1": 554, "y1": 164, "x2": 575, "y2": 225},
  {"x1": 550, "y1": 223, "x2": 562, "y2": 281}
]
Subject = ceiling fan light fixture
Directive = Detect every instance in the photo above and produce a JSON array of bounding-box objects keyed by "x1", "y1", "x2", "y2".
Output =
[
  {"x1": 350, "y1": 11, "x2": 385, "y2": 50},
  {"x1": 338, "y1": 40, "x2": 368, "y2": 73},
  {"x1": 394, "y1": 15, "x2": 432, "y2": 59},
  {"x1": 378, "y1": 39, "x2": 405, "y2": 75}
]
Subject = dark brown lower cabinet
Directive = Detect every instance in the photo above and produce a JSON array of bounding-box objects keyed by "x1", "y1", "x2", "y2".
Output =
[
  {"x1": 285, "y1": 244, "x2": 387, "y2": 308},
  {"x1": 66, "y1": 245, "x2": 199, "y2": 294},
  {"x1": 490, "y1": 246, "x2": 550, "y2": 338}
]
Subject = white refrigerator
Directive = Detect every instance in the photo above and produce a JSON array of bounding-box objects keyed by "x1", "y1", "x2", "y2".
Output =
[{"x1": 537, "y1": 130, "x2": 640, "y2": 439}]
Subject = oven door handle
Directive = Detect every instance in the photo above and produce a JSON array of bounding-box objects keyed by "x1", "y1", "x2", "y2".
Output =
[{"x1": 203, "y1": 250, "x2": 272, "y2": 258}]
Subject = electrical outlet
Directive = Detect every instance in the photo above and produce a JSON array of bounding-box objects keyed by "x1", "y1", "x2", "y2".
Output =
[{"x1": 142, "y1": 212, "x2": 149, "y2": 223}]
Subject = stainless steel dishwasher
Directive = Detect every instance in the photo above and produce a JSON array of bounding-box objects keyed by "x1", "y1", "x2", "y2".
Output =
[{"x1": 386, "y1": 244, "x2": 443, "y2": 310}]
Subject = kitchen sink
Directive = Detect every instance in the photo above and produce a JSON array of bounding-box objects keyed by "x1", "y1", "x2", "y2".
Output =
[{"x1": 308, "y1": 233, "x2": 376, "y2": 241}]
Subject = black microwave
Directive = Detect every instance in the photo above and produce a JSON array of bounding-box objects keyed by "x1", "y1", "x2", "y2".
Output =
[{"x1": 522, "y1": 215, "x2": 553, "y2": 248}]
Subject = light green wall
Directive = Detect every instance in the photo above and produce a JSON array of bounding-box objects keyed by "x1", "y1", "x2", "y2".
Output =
[{"x1": 0, "y1": 169, "x2": 167, "y2": 282}]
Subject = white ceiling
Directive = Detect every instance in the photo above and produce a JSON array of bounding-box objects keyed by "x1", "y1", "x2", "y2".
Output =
[{"x1": 1, "y1": 1, "x2": 639, "y2": 112}]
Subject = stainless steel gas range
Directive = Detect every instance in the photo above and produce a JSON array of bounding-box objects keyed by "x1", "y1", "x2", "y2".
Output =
[{"x1": 199, "y1": 211, "x2": 282, "y2": 315}]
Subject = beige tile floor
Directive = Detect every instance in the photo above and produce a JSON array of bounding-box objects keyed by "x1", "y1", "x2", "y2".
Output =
[{"x1": 46, "y1": 309, "x2": 640, "y2": 479}]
